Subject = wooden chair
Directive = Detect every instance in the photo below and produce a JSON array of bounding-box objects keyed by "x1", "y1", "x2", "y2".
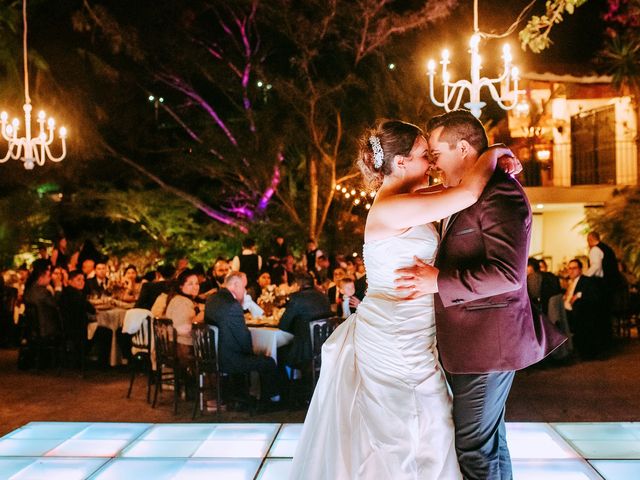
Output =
[
  {"x1": 191, "y1": 323, "x2": 221, "y2": 419},
  {"x1": 309, "y1": 316, "x2": 341, "y2": 387},
  {"x1": 0, "y1": 286, "x2": 18, "y2": 346},
  {"x1": 126, "y1": 314, "x2": 153, "y2": 402},
  {"x1": 152, "y1": 318, "x2": 182, "y2": 414},
  {"x1": 23, "y1": 303, "x2": 64, "y2": 372}
]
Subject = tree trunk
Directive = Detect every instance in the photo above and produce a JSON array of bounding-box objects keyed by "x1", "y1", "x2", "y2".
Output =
[
  {"x1": 309, "y1": 154, "x2": 319, "y2": 240},
  {"x1": 634, "y1": 89, "x2": 640, "y2": 186}
]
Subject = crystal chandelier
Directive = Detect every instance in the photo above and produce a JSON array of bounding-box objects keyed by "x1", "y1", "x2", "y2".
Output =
[
  {"x1": 426, "y1": 0, "x2": 523, "y2": 118},
  {"x1": 0, "y1": 0, "x2": 67, "y2": 170}
]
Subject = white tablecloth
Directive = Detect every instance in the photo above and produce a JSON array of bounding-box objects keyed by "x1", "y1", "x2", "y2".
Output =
[
  {"x1": 248, "y1": 327, "x2": 294, "y2": 362},
  {"x1": 88, "y1": 307, "x2": 129, "y2": 367}
]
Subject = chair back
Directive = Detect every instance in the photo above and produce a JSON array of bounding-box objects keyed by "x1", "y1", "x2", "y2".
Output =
[
  {"x1": 309, "y1": 316, "x2": 340, "y2": 386},
  {"x1": 191, "y1": 323, "x2": 218, "y2": 373},
  {"x1": 309, "y1": 316, "x2": 340, "y2": 356},
  {"x1": 153, "y1": 318, "x2": 177, "y2": 363},
  {"x1": 1, "y1": 286, "x2": 17, "y2": 322},
  {"x1": 131, "y1": 315, "x2": 152, "y2": 351}
]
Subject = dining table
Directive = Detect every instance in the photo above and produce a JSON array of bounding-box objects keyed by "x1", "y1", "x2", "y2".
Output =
[
  {"x1": 88, "y1": 298, "x2": 135, "y2": 367},
  {"x1": 244, "y1": 307, "x2": 294, "y2": 363}
]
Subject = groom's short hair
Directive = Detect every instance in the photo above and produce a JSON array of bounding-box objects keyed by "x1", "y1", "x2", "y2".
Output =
[{"x1": 426, "y1": 110, "x2": 488, "y2": 154}]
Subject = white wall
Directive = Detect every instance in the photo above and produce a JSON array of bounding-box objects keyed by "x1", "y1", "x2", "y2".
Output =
[{"x1": 529, "y1": 207, "x2": 588, "y2": 272}]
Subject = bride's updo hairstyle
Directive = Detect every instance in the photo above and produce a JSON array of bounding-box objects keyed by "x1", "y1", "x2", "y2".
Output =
[{"x1": 357, "y1": 119, "x2": 423, "y2": 190}]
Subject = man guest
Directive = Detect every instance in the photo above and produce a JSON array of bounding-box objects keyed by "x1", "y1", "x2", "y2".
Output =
[{"x1": 204, "y1": 271, "x2": 281, "y2": 408}]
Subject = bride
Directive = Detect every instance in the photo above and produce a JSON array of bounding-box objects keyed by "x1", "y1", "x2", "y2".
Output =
[{"x1": 288, "y1": 119, "x2": 517, "y2": 480}]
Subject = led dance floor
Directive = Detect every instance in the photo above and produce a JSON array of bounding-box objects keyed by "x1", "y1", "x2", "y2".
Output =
[{"x1": 0, "y1": 421, "x2": 639, "y2": 479}]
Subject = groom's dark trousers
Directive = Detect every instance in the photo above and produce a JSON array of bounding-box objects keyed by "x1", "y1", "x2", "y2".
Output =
[
  {"x1": 449, "y1": 371, "x2": 515, "y2": 480},
  {"x1": 434, "y1": 170, "x2": 566, "y2": 480}
]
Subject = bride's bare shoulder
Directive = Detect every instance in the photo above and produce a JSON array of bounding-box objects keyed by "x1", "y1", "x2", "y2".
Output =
[{"x1": 364, "y1": 209, "x2": 408, "y2": 243}]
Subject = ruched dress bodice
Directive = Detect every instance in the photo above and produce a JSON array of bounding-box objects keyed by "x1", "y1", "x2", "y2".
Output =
[
  {"x1": 363, "y1": 222, "x2": 439, "y2": 296},
  {"x1": 289, "y1": 224, "x2": 461, "y2": 480}
]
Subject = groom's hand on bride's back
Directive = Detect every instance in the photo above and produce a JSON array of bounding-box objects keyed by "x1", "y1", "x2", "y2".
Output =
[{"x1": 394, "y1": 257, "x2": 439, "y2": 300}]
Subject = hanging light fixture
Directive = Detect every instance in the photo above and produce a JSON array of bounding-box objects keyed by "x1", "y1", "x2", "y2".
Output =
[
  {"x1": 0, "y1": 0, "x2": 67, "y2": 170},
  {"x1": 426, "y1": 0, "x2": 523, "y2": 118}
]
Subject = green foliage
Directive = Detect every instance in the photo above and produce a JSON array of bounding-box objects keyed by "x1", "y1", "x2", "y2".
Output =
[
  {"x1": 0, "y1": 188, "x2": 56, "y2": 267},
  {"x1": 602, "y1": 35, "x2": 640, "y2": 92},
  {"x1": 67, "y1": 187, "x2": 239, "y2": 267},
  {"x1": 520, "y1": 0, "x2": 590, "y2": 53},
  {"x1": 0, "y1": 184, "x2": 242, "y2": 270},
  {"x1": 585, "y1": 187, "x2": 640, "y2": 277}
]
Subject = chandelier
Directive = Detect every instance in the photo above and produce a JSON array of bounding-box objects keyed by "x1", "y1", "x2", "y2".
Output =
[
  {"x1": 0, "y1": 0, "x2": 67, "y2": 170},
  {"x1": 426, "y1": 0, "x2": 523, "y2": 118}
]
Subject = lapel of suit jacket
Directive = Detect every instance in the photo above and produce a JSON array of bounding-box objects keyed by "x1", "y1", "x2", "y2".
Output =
[{"x1": 440, "y1": 211, "x2": 460, "y2": 243}]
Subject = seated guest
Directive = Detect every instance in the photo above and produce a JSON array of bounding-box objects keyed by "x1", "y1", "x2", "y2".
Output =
[
  {"x1": 0, "y1": 275, "x2": 18, "y2": 346},
  {"x1": 50, "y1": 266, "x2": 68, "y2": 295},
  {"x1": 278, "y1": 273, "x2": 332, "y2": 368},
  {"x1": 118, "y1": 265, "x2": 142, "y2": 303},
  {"x1": 199, "y1": 258, "x2": 230, "y2": 298},
  {"x1": 136, "y1": 264, "x2": 175, "y2": 310},
  {"x1": 85, "y1": 261, "x2": 110, "y2": 297},
  {"x1": 164, "y1": 269, "x2": 204, "y2": 364},
  {"x1": 337, "y1": 277, "x2": 361, "y2": 319},
  {"x1": 527, "y1": 257, "x2": 561, "y2": 316},
  {"x1": 564, "y1": 259, "x2": 602, "y2": 360},
  {"x1": 24, "y1": 263, "x2": 62, "y2": 340},
  {"x1": 81, "y1": 259, "x2": 96, "y2": 279},
  {"x1": 271, "y1": 254, "x2": 295, "y2": 287},
  {"x1": 326, "y1": 268, "x2": 346, "y2": 307},
  {"x1": 58, "y1": 270, "x2": 105, "y2": 366},
  {"x1": 313, "y1": 255, "x2": 331, "y2": 289},
  {"x1": 257, "y1": 272, "x2": 272, "y2": 294},
  {"x1": 205, "y1": 271, "x2": 281, "y2": 404}
]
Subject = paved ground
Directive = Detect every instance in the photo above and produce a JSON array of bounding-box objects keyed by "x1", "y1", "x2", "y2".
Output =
[{"x1": 1, "y1": 337, "x2": 639, "y2": 437}]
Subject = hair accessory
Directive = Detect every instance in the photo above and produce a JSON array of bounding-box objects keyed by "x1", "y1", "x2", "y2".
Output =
[{"x1": 369, "y1": 135, "x2": 384, "y2": 169}]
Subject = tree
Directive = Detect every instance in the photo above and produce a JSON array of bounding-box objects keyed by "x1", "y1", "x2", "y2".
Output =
[
  {"x1": 519, "y1": 0, "x2": 590, "y2": 53},
  {"x1": 600, "y1": 0, "x2": 640, "y2": 182},
  {"x1": 586, "y1": 186, "x2": 640, "y2": 277},
  {"x1": 258, "y1": 0, "x2": 456, "y2": 241},
  {"x1": 73, "y1": 0, "x2": 457, "y2": 244}
]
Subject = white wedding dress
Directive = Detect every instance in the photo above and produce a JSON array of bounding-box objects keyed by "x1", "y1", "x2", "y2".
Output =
[{"x1": 289, "y1": 223, "x2": 461, "y2": 479}]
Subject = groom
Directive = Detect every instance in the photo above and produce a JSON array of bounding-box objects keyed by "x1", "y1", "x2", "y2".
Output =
[{"x1": 396, "y1": 110, "x2": 565, "y2": 479}]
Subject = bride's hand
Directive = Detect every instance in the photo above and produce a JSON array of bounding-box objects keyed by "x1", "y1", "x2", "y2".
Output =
[{"x1": 484, "y1": 144, "x2": 521, "y2": 175}]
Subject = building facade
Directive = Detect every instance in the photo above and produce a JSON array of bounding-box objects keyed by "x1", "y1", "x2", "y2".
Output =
[{"x1": 507, "y1": 71, "x2": 638, "y2": 271}]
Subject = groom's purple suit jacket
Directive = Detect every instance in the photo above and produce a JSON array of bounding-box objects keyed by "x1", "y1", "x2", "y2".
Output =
[{"x1": 434, "y1": 170, "x2": 566, "y2": 374}]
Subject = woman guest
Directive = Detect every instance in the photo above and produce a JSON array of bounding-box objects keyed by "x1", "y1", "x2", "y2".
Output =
[
  {"x1": 164, "y1": 269, "x2": 204, "y2": 364},
  {"x1": 119, "y1": 265, "x2": 142, "y2": 303}
]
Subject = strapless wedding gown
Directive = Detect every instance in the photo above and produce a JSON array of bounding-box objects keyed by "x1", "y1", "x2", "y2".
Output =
[{"x1": 289, "y1": 223, "x2": 461, "y2": 479}]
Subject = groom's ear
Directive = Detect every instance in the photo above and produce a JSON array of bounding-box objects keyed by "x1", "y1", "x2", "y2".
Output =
[{"x1": 457, "y1": 140, "x2": 472, "y2": 158}]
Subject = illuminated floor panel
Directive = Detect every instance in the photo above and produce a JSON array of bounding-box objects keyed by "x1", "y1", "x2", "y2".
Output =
[{"x1": 6, "y1": 421, "x2": 640, "y2": 479}]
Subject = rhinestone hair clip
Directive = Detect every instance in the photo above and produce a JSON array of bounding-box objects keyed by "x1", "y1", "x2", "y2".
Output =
[{"x1": 369, "y1": 135, "x2": 384, "y2": 169}]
